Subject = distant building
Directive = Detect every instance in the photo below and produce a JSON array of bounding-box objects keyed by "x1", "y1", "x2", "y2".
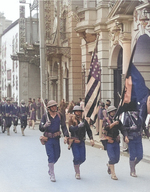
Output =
[
  {"x1": 0, "y1": 6, "x2": 40, "y2": 104},
  {"x1": 0, "y1": 12, "x2": 12, "y2": 98}
]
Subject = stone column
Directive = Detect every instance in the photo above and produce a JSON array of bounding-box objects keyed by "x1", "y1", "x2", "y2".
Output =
[
  {"x1": 122, "y1": 40, "x2": 131, "y2": 75},
  {"x1": 98, "y1": 30, "x2": 111, "y2": 103},
  {"x1": 39, "y1": 0, "x2": 46, "y2": 100},
  {"x1": 19, "y1": 61, "x2": 29, "y2": 103},
  {"x1": 68, "y1": 3, "x2": 82, "y2": 102}
]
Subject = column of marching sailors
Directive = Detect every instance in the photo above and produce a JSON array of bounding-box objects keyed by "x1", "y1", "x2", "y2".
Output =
[
  {"x1": 0, "y1": 97, "x2": 33, "y2": 136},
  {"x1": 0, "y1": 97, "x2": 146, "y2": 182},
  {"x1": 39, "y1": 99, "x2": 146, "y2": 182}
]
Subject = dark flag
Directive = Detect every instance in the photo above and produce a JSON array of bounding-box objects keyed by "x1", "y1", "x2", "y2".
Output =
[
  {"x1": 84, "y1": 45, "x2": 101, "y2": 123},
  {"x1": 114, "y1": 35, "x2": 150, "y2": 122}
]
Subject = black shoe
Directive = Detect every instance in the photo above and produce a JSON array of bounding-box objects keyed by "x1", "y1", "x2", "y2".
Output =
[{"x1": 95, "y1": 132, "x2": 99, "y2": 135}]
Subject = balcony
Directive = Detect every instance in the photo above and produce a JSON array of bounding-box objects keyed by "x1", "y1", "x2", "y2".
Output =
[{"x1": 74, "y1": 8, "x2": 97, "y2": 43}]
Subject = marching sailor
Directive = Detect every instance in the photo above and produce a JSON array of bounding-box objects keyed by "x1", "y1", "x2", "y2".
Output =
[
  {"x1": 123, "y1": 110, "x2": 143, "y2": 177},
  {"x1": 19, "y1": 100, "x2": 28, "y2": 136},
  {"x1": 39, "y1": 100, "x2": 69, "y2": 182},
  {"x1": 103, "y1": 106, "x2": 126, "y2": 180},
  {"x1": 3, "y1": 97, "x2": 13, "y2": 136},
  {"x1": 68, "y1": 105, "x2": 94, "y2": 180},
  {"x1": 12, "y1": 101, "x2": 19, "y2": 133}
]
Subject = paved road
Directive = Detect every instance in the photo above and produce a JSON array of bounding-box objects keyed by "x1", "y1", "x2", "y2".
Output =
[{"x1": 0, "y1": 124, "x2": 150, "y2": 192}]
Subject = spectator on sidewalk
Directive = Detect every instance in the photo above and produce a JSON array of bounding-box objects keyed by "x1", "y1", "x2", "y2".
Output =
[
  {"x1": 30, "y1": 107, "x2": 36, "y2": 129},
  {"x1": 68, "y1": 101, "x2": 75, "y2": 114},
  {"x1": 106, "y1": 99, "x2": 111, "y2": 109},
  {"x1": 97, "y1": 102, "x2": 105, "y2": 138},
  {"x1": 79, "y1": 98, "x2": 84, "y2": 110},
  {"x1": 59, "y1": 99, "x2": 67, "y2": 121}
]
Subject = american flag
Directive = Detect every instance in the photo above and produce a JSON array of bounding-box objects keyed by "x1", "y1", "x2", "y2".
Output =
[{"x1": 84, "y1": 51, "x2": 101, "y2": 123}]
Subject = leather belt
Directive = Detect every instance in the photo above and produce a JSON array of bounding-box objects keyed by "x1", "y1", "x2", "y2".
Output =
[{"x1": 44, "y1": 131, "x2": 61, "y2": 138}]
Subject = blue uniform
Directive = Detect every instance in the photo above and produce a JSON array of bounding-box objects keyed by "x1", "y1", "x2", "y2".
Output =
[
  {"x1": 69, "y1": 118, "x2": 93, "y2": 165},
  {"x1": 123, "y1": 112, "x2": 143, "y2": 162},
  {"x1": 103, "y1": 116, "x2": 125, "y2": 165},
  {"x1": 39, "y1": 113, "x2": 69, "y2": 164},
  {"x1": 12, "y1": 105, "x2": 19, "y2": 126},
  {"x1": 19, "y1": 105, "x2": 28, "y2": 129},
  {"x1": 3, "y1": 104, "x2": 13, "y2": 128}
]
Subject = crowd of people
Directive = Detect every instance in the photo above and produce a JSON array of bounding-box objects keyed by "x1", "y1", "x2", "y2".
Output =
[{"x1": 0, "y1": 97, "x2": 46, "y2": 136}]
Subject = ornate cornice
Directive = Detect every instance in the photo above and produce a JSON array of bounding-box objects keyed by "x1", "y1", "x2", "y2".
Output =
[
  {"x1": 46, "y1": 45, "x2": 71, "y2": 58},
  {"x1": 11, "y1": 44, "x2": 40, "y2": 66},
  {"x1": 135, "y1": 2, "x2": 150, "y2": 30},
  {"x1": 108, "y1": 1, "x2": 140, "y2": 19}
]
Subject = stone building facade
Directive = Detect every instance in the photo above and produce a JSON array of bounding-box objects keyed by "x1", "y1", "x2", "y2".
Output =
[
  {"x1": 74, "y1": 0, "x2": 150, "y2": 106},
  {"x1": 39, "y1": 0, "x2": 150, "y2": 107},
  {"x1": 0, "y1": 12, "x2": 12, "y2": 98},
  {"x1": 75, "y1": 0, "x2": 150, "y2": 106},
  {"x1": 1, "y1": 5, "x2": 40, "y2": 104},
  {"x1": 39, "y1": 0, "x2": 83, "y2": 104}
]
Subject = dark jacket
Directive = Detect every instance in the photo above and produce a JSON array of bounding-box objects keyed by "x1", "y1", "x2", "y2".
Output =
[
  {"x1": 69, "y1": 118, "x2": 93, "y2": 141},
  {"x1": 39, "y1": 112, "x2": 69, "y2": 137},
  {"x1": 19, "y1": 105, "x2": 28, "y2": 120},
  {"x1": 123, "y1": 112, "x2": 143, "y2": 139},
  {"x1": 103, "y1": 116, "x2": 126, "y2": 139}
]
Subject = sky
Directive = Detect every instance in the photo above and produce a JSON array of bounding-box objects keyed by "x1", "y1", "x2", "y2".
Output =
[{"x1": 0, "y1": 0, "x2": 33, "y2": 22}]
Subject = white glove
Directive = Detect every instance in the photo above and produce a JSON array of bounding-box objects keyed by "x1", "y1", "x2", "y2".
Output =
[
  {"x1": 78, "y1": 122, "x2": 84, "y2": 128},
  {"x1": 130, "y1": 124, "x2": 137, "y2": 130},
  {"x1": 44, "y1": 121, "x2": 51, "y2": 128}
]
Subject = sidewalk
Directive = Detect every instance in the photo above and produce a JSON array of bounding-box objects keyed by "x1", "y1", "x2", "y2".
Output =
[{"x1": 85, "y1": 126, "x2": 150, "y2": 163}]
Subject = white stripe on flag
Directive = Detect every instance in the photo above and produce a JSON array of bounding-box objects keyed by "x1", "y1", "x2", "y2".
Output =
[
  {"x1": 84, "y1": 81, "x2": 100, "y2": 117},
  {"x1": 85, "y1": 76, "x2": 95, "y2": 95},
  {"x1": 91, "y1": 103, "x2": 99, "y2": 121}
]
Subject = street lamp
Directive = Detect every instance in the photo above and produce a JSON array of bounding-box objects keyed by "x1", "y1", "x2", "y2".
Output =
[{"x1": 19, "y1": 0, "x2": 32, "y2": 45}]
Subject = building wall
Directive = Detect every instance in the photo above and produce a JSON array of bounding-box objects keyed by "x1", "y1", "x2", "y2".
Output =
[
  {"x1": 1, "y1": 23, "x2": 19, "y2": 100},
  {"x1": 1, "y1": 16, "x2": 40, "y2": 104},
  {"x1": 74, "y1": 0, "x2": 150, "y2": 106},
  {"x1": 0, "y1": 13, "x2": 12, "y2": 99},
  {"x1": 39, "y1": 0, "x2": 150, "y2": 107},
  {"x1": 67, "y1": 0, "x2": 82, "y2": 103},
  {"x1": 19, "y1": 61, "x2": 40, "y2": 104}
]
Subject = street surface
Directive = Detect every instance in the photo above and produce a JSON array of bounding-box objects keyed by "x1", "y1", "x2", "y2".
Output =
[{"x1": 0, "y1": 124, "x2": 150, "y2": 192}]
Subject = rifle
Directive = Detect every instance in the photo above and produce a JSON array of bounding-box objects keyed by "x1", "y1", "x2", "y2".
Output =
[{"x1": 41, "y1": 98, "x2": 50, "y2": 122}]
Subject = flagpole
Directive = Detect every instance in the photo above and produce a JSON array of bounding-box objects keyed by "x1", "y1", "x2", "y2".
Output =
[
  {"x1": 93, "y1": 33, "x2": 100, "y2": 54},
  {"x1": 94, "y1": 34, "x2": 101, "y2": 103},
  {"x1": 93, "y1": 33, "x2": 101, "y2": 106}
]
